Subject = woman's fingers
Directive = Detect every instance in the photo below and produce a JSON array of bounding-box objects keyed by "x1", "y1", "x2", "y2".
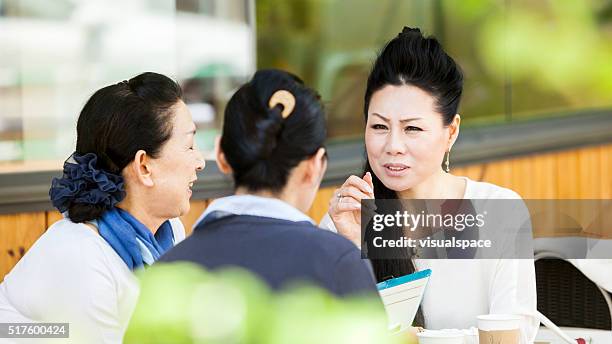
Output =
[
  {"x1": 363, "y1": 172, "x2": 374, "y2": 194},
  {"x1": 335, "y1": 196, "x2": 362, "y2": 212},
  {"x1": 329, "y1": 174, "x2": 375, "y2": 215},
  {"x1": 330, "y1": 190, "x2": 361, "y2": 210},
  {"x1": 343, "y1": 175, "x2": 374, "y2": 197},
  {"x1": 337, "y1": 185, "x2": 371, "y2": 203}
]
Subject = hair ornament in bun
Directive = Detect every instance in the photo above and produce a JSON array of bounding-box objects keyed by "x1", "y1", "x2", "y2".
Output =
[
  {"x1": 49, "y1": 152, "x2": 125, "y2": 213},
  {"x1": 268, "y1": 89, "x2": 295, "y2": 119}
]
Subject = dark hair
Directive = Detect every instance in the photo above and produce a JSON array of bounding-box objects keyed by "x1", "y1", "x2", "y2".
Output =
[
  {"x1": 363, "y1": 27, "x2": 463, "y2": 325},
  {"x1": 67, "y1": 72, "x2": 183, "y2": 223},
  {"x1": 221, "y1": 69, "x2": 326, "y2": 193},
  {"x1": 364, "y1": 26, "x2": 463, "y2": 126},
  {"x1": 364, "y1": 27, "x2": 463, "y2": 201}
]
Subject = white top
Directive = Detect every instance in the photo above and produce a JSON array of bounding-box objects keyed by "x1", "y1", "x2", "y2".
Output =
[
  {"x1": 0, "y1": 217, "x2": 185, "y2": 344},
  {"x1": 319, "y1": 177, "x2": 539, "y2": 344}
]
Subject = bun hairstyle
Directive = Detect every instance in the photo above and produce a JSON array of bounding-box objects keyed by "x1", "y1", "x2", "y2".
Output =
[
  {"x1": 220, "y1": 69, "x2": 326, "y2": 193},
  {"x1": 364, "y1": 26, "x2": 463, "y2": 126},
  {"x1": 54, "y1": 72, "x2": 183, "y2": 223}
]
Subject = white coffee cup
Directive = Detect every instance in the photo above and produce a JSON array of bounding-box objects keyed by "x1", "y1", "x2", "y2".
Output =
[
  {"x1": 477, "y1": 314, "x2": 522, "y2": 344},
  {"x1": 417, "y1": 330, "x2": 465, "y2": 344}
]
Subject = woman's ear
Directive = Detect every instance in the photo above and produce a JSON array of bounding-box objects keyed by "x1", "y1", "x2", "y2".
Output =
[
  {"x1": 215, "y1": 135, "x2": 233, "y2": 175},
  {"x1": 130, "y1": 150, "x2": 154, "y2": 187},
  {"x1": 305, "y1": 147, "x2": 327, "y2": 185},
  {"x1": 448, "y1": 114, "x2": 461, "y2": 150}
]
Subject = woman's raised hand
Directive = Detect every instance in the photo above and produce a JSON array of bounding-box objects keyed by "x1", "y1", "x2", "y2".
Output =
[{"x1": 328, "y1": 172, "x2": 374, "y2": 247}]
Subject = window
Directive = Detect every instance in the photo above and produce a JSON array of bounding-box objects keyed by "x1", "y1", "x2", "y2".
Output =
[
  {"x1": 2, "y1": 0, "x2": 611, "y2": 167},
  {"x1": 0, "y1": 0, "x2": 254, "y2": 165},
  {"x1": 257, "y1": 0, "x2": 612, "y2": 139}
]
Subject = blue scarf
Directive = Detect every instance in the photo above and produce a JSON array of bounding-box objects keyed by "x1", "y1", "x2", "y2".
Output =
[{"x1": 97, "y1": 207, "x2": 175, "y2": 270}]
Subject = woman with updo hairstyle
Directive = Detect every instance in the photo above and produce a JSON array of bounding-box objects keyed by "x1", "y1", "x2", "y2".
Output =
[
  {"x1": 161, "y1": 69, "x2": 378, "y2": 297},
  {"x1": 320, "y1": 28, "x2": 539, "y2": 342},
  {"x1": 0, "y1": 72, "x2": 205, "y2": 342}
]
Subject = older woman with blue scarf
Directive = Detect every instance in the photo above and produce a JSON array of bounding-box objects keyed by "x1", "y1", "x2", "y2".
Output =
[{"x1": 0, "y1": 72, "x2": 204, "y2": 343}]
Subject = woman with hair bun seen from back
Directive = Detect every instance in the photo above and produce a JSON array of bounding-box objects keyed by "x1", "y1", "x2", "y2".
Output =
[
  {"x1": 320, "y1": 27, "x2": 538, "y2": 342},
  {"x1": 161, "y1": 69, "x2": 378, "y2": 297},
  {"x1": 0, "y1": 72, "x2": 205, "y2": 343}
]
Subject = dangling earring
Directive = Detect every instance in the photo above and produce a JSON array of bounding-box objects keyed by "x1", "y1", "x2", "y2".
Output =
[{"x1": 444, "y1": 149, "x2": 451, "y2": 173}]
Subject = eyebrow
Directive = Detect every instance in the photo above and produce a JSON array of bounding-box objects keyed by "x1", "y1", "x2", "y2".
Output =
[{"x1": 371, "y1": 113, "x2": 423, "y2": 123}]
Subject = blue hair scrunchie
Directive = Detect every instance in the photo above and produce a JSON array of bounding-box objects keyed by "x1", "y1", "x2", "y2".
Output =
[{"x1": 49, "y1": 152, "x2": 126, "y2": 213}]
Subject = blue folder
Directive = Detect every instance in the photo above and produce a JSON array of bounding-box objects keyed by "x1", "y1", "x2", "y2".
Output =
[{"x1": 377, "y1": 269, "x2": 432, "y2": 291}]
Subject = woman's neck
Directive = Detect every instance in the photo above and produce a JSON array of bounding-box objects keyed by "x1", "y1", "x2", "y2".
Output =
[
  {"x1": 234, "y1": 187, "x2": 305, "y2": 213},
  {"x1": 398, "y1": 170, "x2": 466, "y2": 199},
  {"x1": 116, "y1": 198, "x2": 165, "y2": 234}
]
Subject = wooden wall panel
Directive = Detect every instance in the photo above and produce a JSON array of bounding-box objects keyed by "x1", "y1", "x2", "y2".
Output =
[
  {"x1": 307, "y1": 186, "x2": 336, "y2": 224},
  {"x1": 577, "y1": 147, "x2": 601, "y2": 199},
  {"x1": 463, "y1": 164, "x2": 486, "y2": 182},
  {"x1": 46, "y1": 211, "x2": 63, "y2": 228},
  {"x1": 600, "y1": 145, "x2": 612, "y2": 198},
  {"x1": 530, "y1": 153, "x2": 557, "y2": 199},
  {"x1": 482, "y1": 159, "x2": 514, "y2": 190},
  {"x1": 1, "y1": 143, "x2": 611, "y2": 279},
  {"x1": 179, "y1": 200, "x2": 210, "y2": 236},
  {"x1": 0, "y1": 213, "x2": 47, "y2": 278},
  {"x1": 555, "y1": 150, "x2": 581, "y2": 199}
]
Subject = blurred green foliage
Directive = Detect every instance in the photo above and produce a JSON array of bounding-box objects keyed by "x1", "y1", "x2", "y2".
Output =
[
  {"x1": 476, "y1": 0, "x2": 612, "y2": 105},
  {"x1": 125, "y1": 262, "x2": 403, "y2": 344},
  {"x1": 256, "y1": 0, "x2": 612, "y2": 138}
]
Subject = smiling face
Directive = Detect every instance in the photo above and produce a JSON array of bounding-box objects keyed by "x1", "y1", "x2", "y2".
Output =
[
  {"x1": 148, "y1": 101, "x2": 205, "y2": 217},
  {"x1": 365, "y1": 84, "x2": 454, "y2": 192}
]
